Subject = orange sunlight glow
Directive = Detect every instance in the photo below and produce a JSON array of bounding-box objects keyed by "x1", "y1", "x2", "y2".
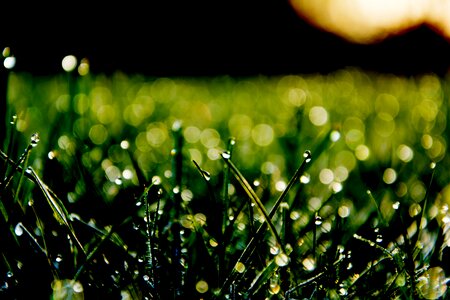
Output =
[{"x1": 289, "y1": 0, "x2": 450, "y2": 44}]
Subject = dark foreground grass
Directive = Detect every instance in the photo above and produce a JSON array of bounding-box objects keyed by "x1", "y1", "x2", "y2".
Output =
[{"x1": 1, "y1": 68, "x2": 450, "y2": 299}]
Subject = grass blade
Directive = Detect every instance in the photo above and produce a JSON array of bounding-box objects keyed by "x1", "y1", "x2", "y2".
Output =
[
  {"x1": 221, "y1": 152, "x2": 284, "y2": 253},
  {"x1": 26, "y1": 167, "x2": 85, "y2": 256}
]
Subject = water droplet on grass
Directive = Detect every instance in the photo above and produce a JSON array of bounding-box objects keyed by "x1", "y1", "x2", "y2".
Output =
[
  {"x1": 221, "y1": 151, "x2": 231, "y2": 160},
  {"x1": 10, "y1": 115, "x2": 17, "y2": 125},
  {"x1": 376, "y1": 234, "x2": 383, "y2": 243},
  {"x1": 315, "y1": 215, "x2": 323, "y2": 225},
  {"x1": 303, "y1": 150, "x2": 312, "y2": 163},
  {"x1": 14, "y1": 223, "x2": 23, "y2": 236},
  {"x1": 30, "y1": 133, "x2": 40, "y2": 147},
  {"x1": 202, "y1": 170, "x2": 211, "y2": 181}
]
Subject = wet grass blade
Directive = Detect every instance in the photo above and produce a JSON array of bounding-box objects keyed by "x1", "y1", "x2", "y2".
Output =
[
  {"x1": 26, "y1": 167, "x2": 85, "y2": 256},
  {"x1": 221, "y1": 153, "x2": 284, "y2": 253},
  {"x1": 246, "y1": 258, "x2": 278, "y2": 297},
  {"x1": 216, "y1": 151, "x2": 313, "y2": 297},
  {"x1": 73, "y1": 216, "x2": 133, "y2": 281}
]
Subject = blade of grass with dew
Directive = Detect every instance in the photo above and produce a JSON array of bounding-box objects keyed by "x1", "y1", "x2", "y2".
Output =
[
  {"x1": 412, "y1": 161, "x2": 436, "y2": 261},
  {"x1": 0, "y1": 114, "x2": 17, "y2": 182},
  {"x1": 171, "y1": 120, "x2": 184, "y2": 298},
  {"x1": 217, "y1": 128, "x2": 333, "y2": 294},
  {"x1": 73, "y1": 216, "x2": 133, "y2": 281},
  {"x1": 221, "y1": 153, "x2": 285, "y2": 253},
  {"x1": 246, "y1": 258, "x2": 279, "y2": 297},
  {"x1": 192, "y1": 160, "x2": 216, "y2": 204},
  {"x1": 216, "y1": 150, "x2": 312, "y2": 297},
  {"x1": 14, "y1": 222, "x2": 59, "y2": 279},
  {"x1": 143, "y1": 181, "x2": 161, "y2": 297},
  {"x1": 26, "y1": 167, "x2": 85, "y2": 256},
  {"x1": 222, "y1": 137, "x2": 235, "y2": 234},
  {"x1": 1, "y1": 139, "x2": 34, "y2": 189},
  {"x1": 367, "y1": 190, "x2": 388, "y2": 228}
]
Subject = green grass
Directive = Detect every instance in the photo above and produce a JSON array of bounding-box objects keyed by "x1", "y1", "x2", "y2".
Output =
[{"x1": 1, "y1": 68, "x2": 449, "y2": 299}]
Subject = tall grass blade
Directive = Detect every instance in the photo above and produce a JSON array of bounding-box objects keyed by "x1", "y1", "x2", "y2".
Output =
[
  {"x1": 246, "y1": 258, "x2": 278, "y2": 297},
  {"x1": 73, "y1": 217, "x2": 133, "y2": 281},
  {"x1": 171, "y1": 120, "x2": 184, "y2": 298},
  {"x1": 222, "y1": 137, "x2": 235, "y2": 234},
  {"x1": 221, "y1": 153, "x2": 284, "y2": 252},
  {"x1": 26, "y1": 167, "x2": 85, "y2": 256},
  {"x1": 216, "y1": 150, "x2": 313, "y2": 297}
]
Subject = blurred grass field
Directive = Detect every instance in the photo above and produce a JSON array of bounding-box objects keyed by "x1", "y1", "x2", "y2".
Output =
[{"x1": 2, "y1": 67, "x2": 450, "y2": 299}]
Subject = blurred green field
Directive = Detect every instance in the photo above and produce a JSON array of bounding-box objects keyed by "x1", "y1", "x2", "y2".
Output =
[{"x1": 2, "y1": 67, "x2": 450, "y2": 299}]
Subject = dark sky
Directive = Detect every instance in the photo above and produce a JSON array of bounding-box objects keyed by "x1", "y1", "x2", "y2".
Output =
[{"x1": 2, "y1": 1, "x2": 450, "y2": 77}]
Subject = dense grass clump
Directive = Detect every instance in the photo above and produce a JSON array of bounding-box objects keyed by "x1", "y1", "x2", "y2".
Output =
[{"x1": 1, "y1": 68, "x2": 450, "y2": 299}]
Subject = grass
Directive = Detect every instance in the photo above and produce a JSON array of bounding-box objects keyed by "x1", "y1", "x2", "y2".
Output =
[{"x1": 1, "y1": 67, "x2": 449, "y2": 299}]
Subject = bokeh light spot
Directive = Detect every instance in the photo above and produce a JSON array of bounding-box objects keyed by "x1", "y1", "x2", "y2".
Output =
[
  {"x1": 62, "y1": 55, "x2": 77, "y2": 72},
  {"x1": 309, "y1": 106, "x2": 328, "y2": 126},
  {"x1": 383, "y1": 168, "x2": 397, "y2": 184},
  {"x1": 252, "y1": 124, "x2": 274, "y2": 146}
]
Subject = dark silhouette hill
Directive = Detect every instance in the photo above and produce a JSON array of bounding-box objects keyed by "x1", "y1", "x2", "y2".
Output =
[{"x1": 2, "y1": 1, "x2": 450, "y2": 77}]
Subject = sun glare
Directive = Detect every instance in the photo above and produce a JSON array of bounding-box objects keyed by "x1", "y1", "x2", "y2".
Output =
[{"x1": 289, "y1": 0, "x2": 450, "y2": 43}]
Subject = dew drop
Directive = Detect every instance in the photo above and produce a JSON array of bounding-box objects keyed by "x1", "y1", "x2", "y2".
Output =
[
  {"x1": 143, "y1": 275, "x2": 150, "y2": 282},
  {"x1": 173, "y1": 186, "x2": 180, "y2": 194},
  {"x1": 6, "y1": 271, "x2": 13, "y2": 278},
  {"x1": 30, "y1": 133, "x2": 40, "y2": 147},
  {"x1": 172, "y1": 120, "x2": 182, "y2": 132},
  {"x1": 14, "y1": 223, "x2": 23, "y2": 236},
  {"x1": 48, "y1": 151, "x2": 56, "y2": 160},
  {"x1": 135, "y1": 201, "x2": 142, "y2": 207},
  {"x1": 376, "y1": 235, "x2": 383, "y2": 243},
  {"x1": 221, "y1": 151, "x2": 231, "y2": 160},
  {"x1": 202, "y1": 170, "x2": 211, "y2": 181},
  {"x1": 315, "y1": 215, "x2": 323, "y2": 226},
  {"x1": 10, "y1": 115, "x2": 17, "y2": 125},
  {"x1": 300, "y1": 173, "x2": 310, "y2": 184},
  {"x1": 229, "y1": 137, "x2": 236, "y2": 146},
  {"x1": 303, "y1": 150, "x2": 312, "y2": 163},
  {"x1": 393, "y1": 201, "x2": 400, "y2": 210},
  {"x1": 330, "y1": 130, "x2": 341, "y2": 142},
  {"x1": 55, "y1": 254, "x2": 63, "y2": 263},
  {"x1": 430, "y1": 162, "x2": 436, "y2": 169},
  {"x1": 152, "y1": 176, "x2": 162, "y2": 185}
]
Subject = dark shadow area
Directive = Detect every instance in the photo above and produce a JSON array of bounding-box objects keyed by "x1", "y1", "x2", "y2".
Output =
[{"x1": 2, "y1": 1, "x2": 450, "y2": 77}]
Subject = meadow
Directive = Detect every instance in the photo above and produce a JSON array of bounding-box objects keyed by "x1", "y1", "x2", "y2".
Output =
[{"x1": 1, "y1": 67, "x2": 449, "y2": 299}]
